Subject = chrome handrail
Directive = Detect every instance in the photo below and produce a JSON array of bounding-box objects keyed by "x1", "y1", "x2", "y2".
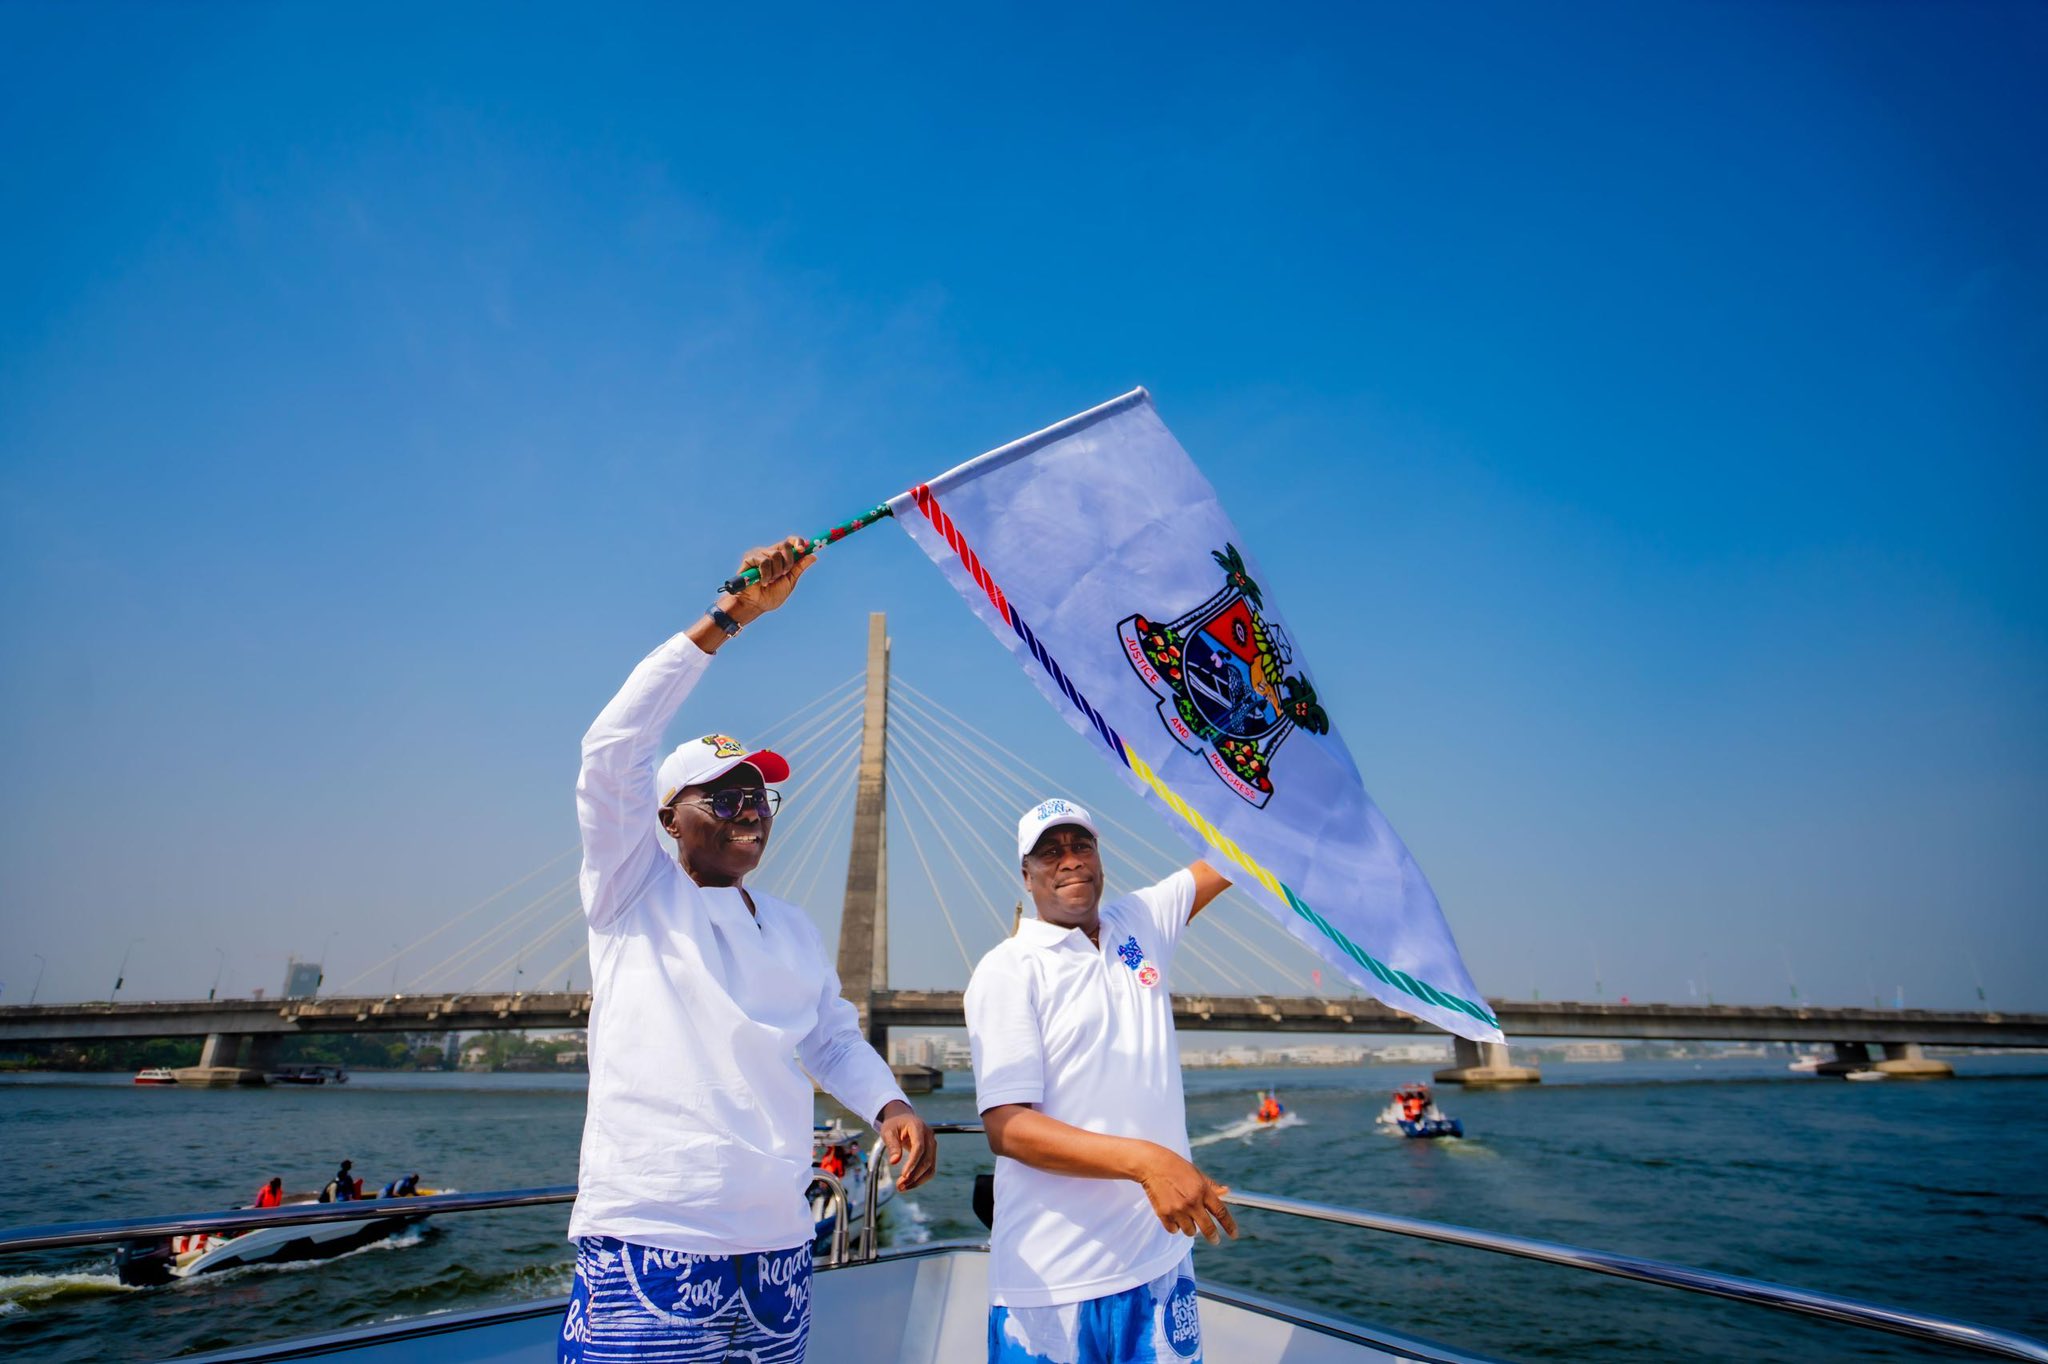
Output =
[
  {"x1": 807, "y1": 1170, "x2": 851, "y2": 1266},
  {"x1": 856, "y1": 1119, "x2": 982, "y2": 1265},
  {"x1": 1222, "y1": 1188, "x2": 2048, "y2": 1364}
]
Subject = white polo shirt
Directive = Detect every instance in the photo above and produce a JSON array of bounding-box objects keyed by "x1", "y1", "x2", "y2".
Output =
[
  {"x1": 569, "y1": 632, "x2": 907, "y2": 1254},
  {"x1": 964, "y1": 869, "x2": 1197, "y2": 1307}
]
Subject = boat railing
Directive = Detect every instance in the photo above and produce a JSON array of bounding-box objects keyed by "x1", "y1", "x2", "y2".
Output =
[
  {"x1": 808, "y1": 1167, "x2": 852, "y2": 1266},
  {"x1": 890, "y1": 1123, "x2": 2048, "y2": 1363},
  {"x1": 2, "y1": 1122, "x2": 2043, "y2": 1363}
]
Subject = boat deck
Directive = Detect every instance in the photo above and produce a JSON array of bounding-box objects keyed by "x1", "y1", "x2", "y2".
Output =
[{"x1": 170, "y1": 1244, "x2": 1498, "y2": 1364}]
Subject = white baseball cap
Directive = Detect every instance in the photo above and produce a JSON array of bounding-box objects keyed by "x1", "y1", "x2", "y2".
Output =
[
  {"x1": 657, "y1": 733, "x2": 791, "y2": 807},
  {"x1": 1016, "y1": 797, "x2": 1100, "y2": 863}
]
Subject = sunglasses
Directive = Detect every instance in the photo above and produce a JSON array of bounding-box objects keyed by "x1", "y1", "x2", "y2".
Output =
[
  {"x1": 670, "y1": 788, "x2": 783, "y2": 821},
  {"x1": 1027, "y1": 835, "x2": 1098, "y2": 866}
]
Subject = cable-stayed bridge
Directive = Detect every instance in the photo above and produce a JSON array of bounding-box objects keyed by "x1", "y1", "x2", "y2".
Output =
[{"x1": 4, "y1": 615, "x2": 2041, "y2": 1084}]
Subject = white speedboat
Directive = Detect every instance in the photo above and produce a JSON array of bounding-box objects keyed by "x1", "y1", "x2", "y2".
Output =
[
  {"x1": 809, "y1": 1121, "x2": 894, "y2": 1242},
  {"x1": 114, "y1": 1185, "x2": 447, "y2": 1285},
  {"x1": 1376, "y1": 1082, "x2": 1464, "y2": 1139},
  {"x1": 1788, "y1": 1054, "x2": 1825, "y2": 1073},
  {"x1": 132, "y1": 1067, "x2": 178, "y2": 1085}
]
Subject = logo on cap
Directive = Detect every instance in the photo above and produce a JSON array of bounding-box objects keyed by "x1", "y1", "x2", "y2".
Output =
[
  {"x1": 701, "y1": 734, "x2": 747, "y2": 760},
  {"x1": 1034, "y1": 799, "x2": 1074, "y2": 822}
]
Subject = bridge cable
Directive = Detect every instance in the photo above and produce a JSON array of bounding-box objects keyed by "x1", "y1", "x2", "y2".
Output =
[
  {"x1": 887, "y1": 779, "x2": 977, "y2": 975},
  {"x1": 887, "y1": 741, "x2": 1018, "y2": 940},
  {"x1": 519, "y1": 716, "x2": 871, "y2": 991},
  {"x1": 472, "y1": 904, "x2": 585, "y2": 990},
  {"x1": 753, "y1": 670, "x2": 865, "y2": 748},
  {"x1": 756, "y1": 723, "x2": 866, "y2": 909},
  {"x1": 761, "y1": 687, "x2": 865, "y2": 770},
  {"x1": 886, "y1": 715, "x2": 1042, "y2": 898},
  {"x1": 889, "y1": 710, "x2": 1233, "y2": 990},
  {"x1": 893, "y1": 681, "x2": 1323, "y2": 979},
  {"x1": 408, "y1": 878, "x2": 579, "y2": 989},
  {"x1": 328, "y1": 846, "x2": 581, "y2": 994}
]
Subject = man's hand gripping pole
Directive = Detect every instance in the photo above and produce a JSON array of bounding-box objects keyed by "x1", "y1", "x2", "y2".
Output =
[{"x1": 718, "y1": 502, "x2": 895, "y2": 594}]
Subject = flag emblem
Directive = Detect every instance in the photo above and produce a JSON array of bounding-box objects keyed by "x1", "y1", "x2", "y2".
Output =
[{"x1": 1118, "y1": 544, "x2": 1329, "y2": 807}]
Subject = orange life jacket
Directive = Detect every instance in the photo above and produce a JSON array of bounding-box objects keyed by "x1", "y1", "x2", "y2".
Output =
[{"x1": 254, "y1": 1184, "x2": 282, "y2": 1208}]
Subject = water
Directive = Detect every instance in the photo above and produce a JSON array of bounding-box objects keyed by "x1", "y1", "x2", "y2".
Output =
[{"x1": 4, "y1": 1058, "x2": 2046, "y2": 1362}]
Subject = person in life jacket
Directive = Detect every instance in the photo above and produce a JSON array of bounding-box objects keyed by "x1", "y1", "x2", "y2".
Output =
[
  {"x1": 252, "y1": 1177, "x2": 283, "y2": 1208},
  {"x1": 381, "y1": 1173, "x2": 420, "y2": 1198},
  {"x1": 320, "y1": 1159, "x2": 356, "y2": 1202},
  {"x1": 819, "y1": 1144, "x2": 847, "y2": 1179}
]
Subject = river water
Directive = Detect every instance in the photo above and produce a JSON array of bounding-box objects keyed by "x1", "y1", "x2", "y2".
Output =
[{"x1": 3, "y1": 1057, "x2": 2045, "y2": 1363}]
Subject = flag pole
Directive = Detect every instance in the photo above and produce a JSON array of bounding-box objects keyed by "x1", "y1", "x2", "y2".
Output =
[{"x1": 717, "y1": 501, "x2": 896, "y2": 593}]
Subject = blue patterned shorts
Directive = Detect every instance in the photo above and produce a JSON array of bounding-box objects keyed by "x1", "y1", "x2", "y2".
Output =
[
  {"x1": 989, "y1": 1255, "x2": 1202, "y2": 1363},
  {"x1": 559, "y1": 1236, "x2": 812, "y2": 1363}
]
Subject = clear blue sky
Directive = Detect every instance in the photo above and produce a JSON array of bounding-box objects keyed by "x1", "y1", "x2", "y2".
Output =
[{"x1": 2, "y1": 2, "x2": 2041, "y2": 1014}]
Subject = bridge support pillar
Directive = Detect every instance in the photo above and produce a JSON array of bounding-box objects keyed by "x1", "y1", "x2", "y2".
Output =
[
  {"x1": 1434, "y1": 1036, "x2": 1541, "y2": 1086},
  {"x1": 1817, "y1": 1042, "x2": 1873, "y2": 1076},
  {"x1": 1875, "y1": 1041, "x2": 1954, "y2": 1079},
  {"x1": 177, "y1": 1034, "x2": 270, "y2": 1087}
]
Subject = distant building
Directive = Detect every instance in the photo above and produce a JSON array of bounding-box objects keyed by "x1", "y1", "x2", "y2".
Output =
[
  {"x1": 1373, "y1": 1042, "x2": 1451, "y2": 1064},
  {"x1": 1558, "y1": 1042, "x2": 1624, "y2": 1062},
  {"x1": 281, "y1": 959, "x2": 323, "y2": 999},
  {"x1": 891, "y1": 1035, "x2": 937, "y2": 1067}
]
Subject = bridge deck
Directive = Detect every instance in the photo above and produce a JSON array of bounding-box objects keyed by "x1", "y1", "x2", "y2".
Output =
[{"x1": 4, "y1": 993, "x2": 2044, "y2": 1048}]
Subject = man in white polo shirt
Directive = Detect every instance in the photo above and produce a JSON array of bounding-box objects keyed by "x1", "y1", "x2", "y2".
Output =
[
  {"x1": 965, "y1": 797, "x2": 1236, "y2": 1364},
  {"x1": 562, "y1": 536, "x2": 935, "y2": 1364}
]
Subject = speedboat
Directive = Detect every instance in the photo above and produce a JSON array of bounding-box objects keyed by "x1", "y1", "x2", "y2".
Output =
[
  {"x1": 1844, "y1": 1069, "x2": 1887, "y2": 1082},
  {"x1": 1788, "y1": 1054, "x2": 1825, "y2": 1073},
  {"x1": 113, "y1": 1182, "x2": 447, "y2": 1286},
  {"x1": 268, "y1": 1064, "x2": 349, "y2": 1085},
  {"x1": 1250, "y1": 1091, "x2": 1290, "y2": 1125},
  {"x1": 132, "y1": 1067, "x2": 178, "y2": 1085},
  {"x1": 1376, "y1": 1082, "x2": 1464, "y2": 1139},
  {"x1": 809, "y1": 1121, "x2": 893, "y2": 1243}
]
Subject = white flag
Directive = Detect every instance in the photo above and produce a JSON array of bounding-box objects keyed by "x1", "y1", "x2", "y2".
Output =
[{"x1": 890, "y1": 389, "x2": 1500, "y2": 1042}]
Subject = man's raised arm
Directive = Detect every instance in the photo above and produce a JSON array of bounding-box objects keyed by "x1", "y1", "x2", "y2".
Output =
[{"x1": 576, "y1": 538, "x2": 811, "y2": 927}]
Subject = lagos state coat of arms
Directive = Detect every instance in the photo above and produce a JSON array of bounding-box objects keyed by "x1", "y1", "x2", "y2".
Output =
[{"x1": 1116, "y1": 544, "x2": 1329, "y2": 808}]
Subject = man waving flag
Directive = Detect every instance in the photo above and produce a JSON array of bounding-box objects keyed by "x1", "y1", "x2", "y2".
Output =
[{"x1": 887, "y1": 389, "x2": 1500, "y2": 1044}]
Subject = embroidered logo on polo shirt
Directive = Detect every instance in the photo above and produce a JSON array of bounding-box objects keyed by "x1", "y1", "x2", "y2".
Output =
[{"x1": 1117, "y1": 936, "x2": 1161, "y2": 988}]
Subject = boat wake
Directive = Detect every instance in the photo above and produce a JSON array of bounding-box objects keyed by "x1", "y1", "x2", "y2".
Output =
[
  {"x1": 1192, "y1": 1112, "x2": 1304, "y2": 1147},
  {"x1": 0, "y1": 1265, "x2": 137, "y2": 1314},
  {"x1": 889, "y1": 1198, "x2": 933, "y2": 1246}
]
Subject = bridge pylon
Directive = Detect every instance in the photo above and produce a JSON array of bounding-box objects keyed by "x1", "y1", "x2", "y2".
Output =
[{"x1": 835, "y1": 614, "x2": 892, "y2": 1045}]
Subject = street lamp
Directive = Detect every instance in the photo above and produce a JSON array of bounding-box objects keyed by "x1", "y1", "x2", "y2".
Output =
[
  {"x1": 29, "y1": 954, "x2": 46, "y2": 1005},
  {"x1": 113, "y1": 938, "x2": 142, "y2": 999},
  {"x1": 209, "y1": 948, "x2": 226, "y2": 1002}
]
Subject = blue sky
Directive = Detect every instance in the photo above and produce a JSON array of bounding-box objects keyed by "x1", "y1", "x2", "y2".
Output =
[{"x1": 2, "y1": 2, "x2": 2042, "y2": 1014}]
